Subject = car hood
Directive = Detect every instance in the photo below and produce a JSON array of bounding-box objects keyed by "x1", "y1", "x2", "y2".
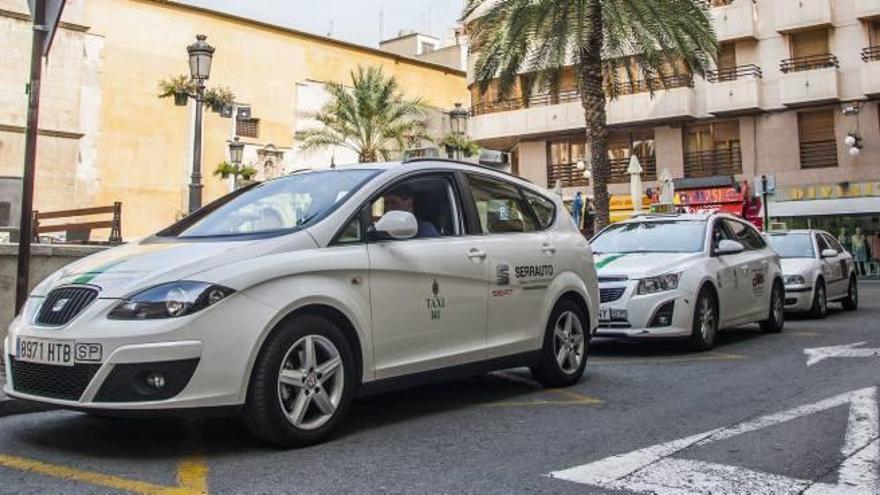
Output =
[
  {"x1": 32, "y1": 232, "x2": 316, "y2": 298},
  {"x1": 594, "y1": 252, "x2": 703, "y2": 279},
  {"x1": 780, "y1": 258, "x2": 816, "y2": 276}
]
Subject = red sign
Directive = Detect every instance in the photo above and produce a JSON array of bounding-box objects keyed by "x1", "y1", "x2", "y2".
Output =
[{"x1": 677, "y1": 187, "x2": 744, "y2": 207}]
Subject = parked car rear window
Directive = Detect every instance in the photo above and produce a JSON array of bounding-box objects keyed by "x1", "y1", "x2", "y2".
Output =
[
  {"x1": 591, "y1": 220, "x2": 706, "y2": 254},
  {"x1": 767, "y1": 233, "x2": 814, "y2": 259}
]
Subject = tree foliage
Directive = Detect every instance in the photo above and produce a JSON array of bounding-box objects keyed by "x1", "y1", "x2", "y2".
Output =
[{"x1": 297, "y1": 66, "x2": 431, "y2": 163}]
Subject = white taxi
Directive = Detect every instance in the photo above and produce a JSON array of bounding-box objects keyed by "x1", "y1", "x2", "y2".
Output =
[
  {"x1": 765, "y1": 230, "x2": 858, "y2": 317},
  {"x1": 4, "y1": 159, "x2": 598, "y2": 446},
  {"x1": 589, "y1": 213, "x2": 784, "y2": 350}
]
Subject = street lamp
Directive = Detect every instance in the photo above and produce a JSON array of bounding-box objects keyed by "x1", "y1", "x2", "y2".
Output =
[
  {"x1": 449, "y1": 102, "x2": 469, "y2": 160},
  {"x1": 229, "y1": 136, "x2": 244, "y2": 166},
  {"x1": 185, "y1": 34, "x2": 214, "y2": 213}
]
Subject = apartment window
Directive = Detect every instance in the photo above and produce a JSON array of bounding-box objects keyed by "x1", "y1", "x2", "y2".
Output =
[
  {"x1": 798, "y1": 109, "x2": 838, "y2": 169},
  {"x1": 715, "y1": 43, "x2": 738, "y2": 81},
  {"x1": 782, "y1": 28, "x2": 836, "y2": 72},
  {"x1": 547, "y1": 138, "x2": 587, "y2": 187},
  {"x1": 683, "y1": 120, "x2": 742, "y2": 178},
  {"x1": 710, "y1": 0, "x2": 734, "y2": 6},
  {"x1": 236, "y1": 118, "x2": 260, "y2": 138},
  {"x1": 0, "y1": 202, "x2": 10, "y2": 227},
  {"x1": 865, "y1": 21, "x2": 880, "y2": 62},
  {"x1": 419, "y1": 41, "x2": 436, "y2": 54},
  {"x1": 607, "y1": 130, "x2": 656, "y2": 183}
]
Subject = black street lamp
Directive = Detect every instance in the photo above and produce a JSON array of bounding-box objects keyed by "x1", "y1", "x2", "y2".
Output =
[
  {"x1": 229, "y1": 136, "x2": 244, "y2": 166},
  {"x1": 186, "y1": 34, "x2": 214, "y2": 213},
  {"x1": 449, "y1": 102, "x2": 469, "y2": 160}
]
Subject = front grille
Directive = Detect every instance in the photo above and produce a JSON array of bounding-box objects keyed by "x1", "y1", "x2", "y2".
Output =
[
  {"x1": 600, "y1": 287, "x2": 626, "y2": 303},
  {"x1": 36, "y1": 286, "x2": 98, "y2": 326},
  {"x1": 10, "y1": 356, "x2": 100, "y2": 401}
]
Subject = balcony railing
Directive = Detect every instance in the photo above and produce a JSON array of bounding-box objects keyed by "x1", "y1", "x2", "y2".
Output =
[
  {"x1": 683, "y1": 148, "x2": 742, "y2": 178},
  {"x1": 608, "y1": 156, "x2": 657, "y2": 183},
  {"x1": 607, "y1": 75, "x2": 694, "y2": 96},
  {"x1": 780, "y1": 54, "x2": 839, "y2": 74},
  {"x1": 470, "y1": 75, "x2": 694, "y2": 116},
  {"x1": 547, "y1": 162, "x2": 589, "y2": 188},
  {"x1": 799, "y1": 140, "x2": 838, "y2": 169},
  {"x1": 706, "y1": 64, "x2": 763, "y2": 82},
  {"x1": 547, "y1": 155, "x2": 658, "y2": 188},
  {"x1": 862, "y1": 46, "x2": 880, "y2": 63}
]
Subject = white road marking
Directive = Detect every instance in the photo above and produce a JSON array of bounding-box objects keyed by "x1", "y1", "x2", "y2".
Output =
[
  {"x1": 805, "y1": 342, "x2": 880, "y2": 366},
  {"x1": 549, "y1": 387, "x2": 879, "y2": 494}
]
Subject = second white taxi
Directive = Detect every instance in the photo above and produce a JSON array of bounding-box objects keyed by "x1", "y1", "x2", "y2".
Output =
[
  {"x1": 765, "y1": 230, "x2": 858, "y2": 317},
  {"x1": 590, "y1": 212, "x2": 784, "y2": 350},
  {"x1": 5, "y1": 159, "x2": 598, "y2": 447}
]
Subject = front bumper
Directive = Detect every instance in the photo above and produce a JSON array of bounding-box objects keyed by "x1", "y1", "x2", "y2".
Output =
[
  {"x1": 595, "y1": 282, "x2": 696, "y2": 339},
  {"x1": 4, "y1": 292, "x2": 276, "y2": 412},
  {"x1": 784, "y1": 285, "x2": 814, "y2": 312}
]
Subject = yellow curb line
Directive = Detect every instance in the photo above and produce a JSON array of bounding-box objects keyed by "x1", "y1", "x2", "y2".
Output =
[
  {"x1": 485, "y1": 372, "x2": 603, "y2": 407},
  {"x1": 0, "y1": 454, "x2": 208, "y2": 495}
]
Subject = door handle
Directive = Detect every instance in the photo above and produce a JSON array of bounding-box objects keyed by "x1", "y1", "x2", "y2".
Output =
[
  {"x1": 541, "y1": 243, "x2": 557, "y2": 255},
  {"x1": 467, "y1": 248, "x2": 487, "y2": 260}
]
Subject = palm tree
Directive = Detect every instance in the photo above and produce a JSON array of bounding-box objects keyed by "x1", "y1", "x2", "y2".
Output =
[
  {"x1": 298, "y1": 66, "x2": 431, "y2": 163},
  {"x1": 464, "y1": 0, "x2": 717, "y2": 230}
]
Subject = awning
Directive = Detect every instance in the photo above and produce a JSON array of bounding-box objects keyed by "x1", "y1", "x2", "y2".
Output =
[{"x1": 769, "y1": 196, "x2": 880, "y2": 217}]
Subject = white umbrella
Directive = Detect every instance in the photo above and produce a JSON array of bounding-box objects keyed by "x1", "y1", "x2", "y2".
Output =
[{"x1": 628, "y1": 154, "x2": 643, "y2": 213}]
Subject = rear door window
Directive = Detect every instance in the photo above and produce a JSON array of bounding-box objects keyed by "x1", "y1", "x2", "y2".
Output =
[{"x1": 466, "y1": 175, "x2": 537, "y2": 234}]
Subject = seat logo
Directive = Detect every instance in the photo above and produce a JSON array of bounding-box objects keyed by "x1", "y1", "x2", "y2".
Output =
[
  {"x1": 496, "y1": 264, "x2": 510, "y2": 286},
  {"x1": 51, "y1": 298, "x2": 70, "y2": 313}
]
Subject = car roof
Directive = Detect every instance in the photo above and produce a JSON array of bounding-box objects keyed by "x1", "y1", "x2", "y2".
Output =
[
  {"x1": 617, "y1": 211, "x2": 716, "y2": 223},
  {"x1": 766, "y1": 229, "x2": 826, "y2": 235}
]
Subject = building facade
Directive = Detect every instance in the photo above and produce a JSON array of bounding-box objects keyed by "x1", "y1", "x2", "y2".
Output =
[
  {"x1": 468, "y1": 0, "x2": 880, "y2": 273},
  {"x1": 0, "y1": 0, "x2": 468, "y2": 239}
]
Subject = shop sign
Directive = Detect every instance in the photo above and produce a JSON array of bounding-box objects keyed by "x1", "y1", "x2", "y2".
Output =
[
  {"x1": 609, "y1": 195, "x2": 652, "y2": 211},
  {"x1": 677, "y1": 187, "x2": 744, "y2": 207},
  {"x1": 778, "y1": 182, "x2": 880, "y2": 202}
]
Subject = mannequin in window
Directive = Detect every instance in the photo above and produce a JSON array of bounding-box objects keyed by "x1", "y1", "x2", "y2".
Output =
[{"x1": 852, "y1": 227, "x2": 868, "y2": 276}]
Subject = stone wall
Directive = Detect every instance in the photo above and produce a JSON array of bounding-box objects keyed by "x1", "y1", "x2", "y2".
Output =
[{"x1": 0, "y1": 243, "x2": 106, "y2": 347}]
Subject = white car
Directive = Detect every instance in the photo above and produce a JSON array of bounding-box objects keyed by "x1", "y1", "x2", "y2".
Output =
[
  {"x1": 4, "y1": 160, "x2": 598, "y2": 446},
  {"x1": 589, "y1": 213, "x2": 784, "y2": 350},
  {"x1": 765, "y1": 230, "x2": 858, "y2": 317}
]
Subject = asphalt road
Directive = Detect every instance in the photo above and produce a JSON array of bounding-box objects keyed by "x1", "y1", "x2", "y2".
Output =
[{"x1": 1, "y1": 283, "x2": 878, "y2": 494}]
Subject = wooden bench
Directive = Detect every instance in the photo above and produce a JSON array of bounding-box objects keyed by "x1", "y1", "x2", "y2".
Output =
[{"x1": 32, "y1": 202, "x2": 122, "y2": 244}]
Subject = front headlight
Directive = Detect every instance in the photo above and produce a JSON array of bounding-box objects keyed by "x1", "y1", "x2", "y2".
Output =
[
  {"x1": 108, "y1": 281, "x2": 234, "y2": 320},
  {"x1": 784, "y1": 274, "x2": 806, "y2": 286},
  {"x1": 637, "y1": 273, "x2": 681, "y2": 295}
]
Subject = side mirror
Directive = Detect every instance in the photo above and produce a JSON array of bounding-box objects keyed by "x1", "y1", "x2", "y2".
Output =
[
  {"x1": 715, "y1": 239, "x2": 745, "y2": 256},
  {"x1": 821, "y1": 248, "x2": 838, "y2": 258},
  {"x1": 370, "y1": 210, "x2": 418, "y2": 241}
]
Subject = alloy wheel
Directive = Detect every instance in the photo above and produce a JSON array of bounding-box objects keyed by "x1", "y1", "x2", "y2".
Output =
[
  {"x1": 553, "y1": 310, "x2": 585, "y2": 374},
  {"x1": 277, "y1": 335, "x2": 344, "y2": 430},
  {"x1": 699, "y1": 294, "x2": 715, "y2": 340}
]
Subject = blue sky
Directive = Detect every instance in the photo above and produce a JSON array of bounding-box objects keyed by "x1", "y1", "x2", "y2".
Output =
[{"x1": 182, "y1": 0, "x2": 465, "y2": 47}]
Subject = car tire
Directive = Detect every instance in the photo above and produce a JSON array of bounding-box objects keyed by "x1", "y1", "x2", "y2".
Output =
[
  {"x1": 841, "y1": 275, "x2": 859, "y2": 311},
  {"x1": 243, "y1": 313, "x2": 356, "y2": 448},
  {"x1": 688, "y1": 285, "x2": 718, "y2": 351},
  {"x1": 808, "y1": 279, "x2": 827, "y2": 319},
  {"x1": 530, "y1": 299, "x2": 589, "y2": 388},
  {"x1": 760, "y1": 280, "x2": 785, "y2": 334}
]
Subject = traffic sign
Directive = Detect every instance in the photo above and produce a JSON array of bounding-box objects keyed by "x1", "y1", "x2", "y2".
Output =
[{"x1": 27, "y1": 0, "x2": 66, "y2": 56}]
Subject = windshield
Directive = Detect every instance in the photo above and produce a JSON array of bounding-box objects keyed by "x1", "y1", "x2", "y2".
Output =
[
  {"x1": 591, "y1": 220, "x2": 706, "y2": 254},
  {"x1": 767, "y1": 233, "x2": 814, "y2": 259},
  {"x1": 164, "y1": 169, "x2": 379, "y2": 238}
]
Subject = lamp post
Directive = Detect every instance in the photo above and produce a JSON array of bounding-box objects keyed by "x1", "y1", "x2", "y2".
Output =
[
  {"x1": 228, "y1": 136, "x2": 244, "y2": 190},
  {"x1": 186, "y1": 34, "x2": 214, "y2": 213},
  {"x1": 449, "y1": 102, "x2": 469, "y2": 160}
]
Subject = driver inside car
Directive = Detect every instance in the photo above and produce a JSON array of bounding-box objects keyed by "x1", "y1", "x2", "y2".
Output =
[{"x1": 381, "y1": 185, "x2": 440, "y2": 238}]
